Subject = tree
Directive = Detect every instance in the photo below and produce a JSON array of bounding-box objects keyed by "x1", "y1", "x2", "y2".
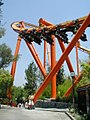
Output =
[
  {"x1": 0, "y1": 27, "x2": 5, "y2": 38},
  {"x1": 56, "y1": 55, "x2": 90, "y2": 102},
  {"x1": 12, "y1": 86, "x2": 26, "y2": 104},
  {"x1": 0, "y1": 0, "x2": 5, "y2": 38},
  {"x1": 0, "y1": 2, "x2": 13, "y2": 69},
  {"x1": 0, "y1": 69, "x2": 13, "y2": 98},
  {"x1": 24, "y1": 61, "x2": 38, "y2": 96},
  {"x1": 36, "y1": 70, "x2": 44, "y2": 87},
  {"x1": 0, "y1": 0, "x2": 3, "y2": 6},
  {"x1": 0, "y1": 43, "x2": 13, "y2": 69},
  {"x1": 40, "y1": 84, "x2": 51, "y2": 99},
  {"x1": 77, "y1": 56, "x2": 90, "y2": 87},
  {"x1": 0, "y1": 0, "x2": 4, "y2": 21},
  {"x1": 56, "y1": 66, "x2": 65, "y2": 86},
  {"x1": 57, "y1": 77, "x2": 72, "y2": 98}
]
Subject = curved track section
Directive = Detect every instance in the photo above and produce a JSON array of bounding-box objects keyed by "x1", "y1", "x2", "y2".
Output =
[{"x1": 11, "y1": 16, "x2": 88, "y2": 45}]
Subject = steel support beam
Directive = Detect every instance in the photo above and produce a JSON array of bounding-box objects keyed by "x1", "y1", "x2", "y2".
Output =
[
  {"x1": 26, "y1": 42, "x2": 47, "y2": 77},
  {"x1": 76, "y1": 42, "x2": 80, "y2": 75},
  {"x1": 51, "y1": 35, "x2": 56, "y2": 99},
  {"x1": 40, "y1": 20, "x2": 57, "y2": 99},
  {"x1": 44, "y1": 41, "x2": 47, "y2": 69},
  {"x1": 11, "y1": 36, "x2": 22, "y2": 78},
  {"x1": 21, "y1": 21, "x2": 47, "y2": 77},
  {"x1": 39, "y1": 18, "x2": 75, "y2": 73},
  {"x1": 39, "y1": 17, "x2": 75, "y2": 99},
  {"x1": 8, "y1": 36, "x2": 21, "y2": 98},
  {"x1": 58, "y1": 39, "x2": 75, "y2": 72},
  {"x1": 34, "y1": 14, "x2": 90, "y2": 103},
  {"x1": 63, "y1": 72, "x2": 82, "y2": 97}
]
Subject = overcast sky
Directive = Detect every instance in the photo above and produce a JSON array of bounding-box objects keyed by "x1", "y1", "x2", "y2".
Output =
[{"x1": 0, "y1": 0, "x2": 90, "y2": 86}]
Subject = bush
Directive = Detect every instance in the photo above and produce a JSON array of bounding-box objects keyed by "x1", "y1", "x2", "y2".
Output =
[
  {"x1": 39, "y1": 84, "x2": 51, "y2": 99},
  {"x1": 1, "y1": 98, "x2": 9, "y2": 105}
]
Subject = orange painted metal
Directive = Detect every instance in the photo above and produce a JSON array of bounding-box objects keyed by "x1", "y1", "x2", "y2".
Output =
[
  {"x1": 39, "y1": 18, "x2": 53, "y2": 26},
  {"x1": 21, "y1": 21, "x2": 47, "y2": 77},
  {"x1": 39, "y1": 17, "x2": 76, "y2": 99},
  {"x1": 47, "y1": 45, "x2": 51, "y2": 67},
  {"x1": 31, "y1": 43, "x2": 45, "y2": 69},
  {"x1": 26, "y1": 42, "x2": 47, "y2": 77},
  {"x1": 51, "y1": 35, "x2": 56, "y2": 99},
  {"x1": 58, "y1": 39, "x2": 74, "y2": 73},
  {"x1": 11, "y1": 36, "x2": 22, "y2": 78},
  {"x1": 34, "y1": 14, "x2": 90, "y2": 103},
  {"x1": 39, "y1": 18, "x2": 75, "y2": 73},
  {"x1": 39, "y1": 16, "x2": 86, "y2": 29},
  {"x1": 7, "y1": 36, "x2": 22, "y2": 98},
  {"x1": 40, "y1": 19, "x2": 57, "y2": 99},
  {"x1": 76, "y1": 42, "x2": 80, "y2": 75},
  {"x1": 63, "y1": 72, "x2": 82, "y2": 97},
  {"x1": 44, "y1": 41, "x2": 47, "y2": 69}
]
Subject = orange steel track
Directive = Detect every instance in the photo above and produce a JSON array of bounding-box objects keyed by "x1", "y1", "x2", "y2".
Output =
[{"x1": 10, "y1": 14, "x2": 90, "y2": 103}]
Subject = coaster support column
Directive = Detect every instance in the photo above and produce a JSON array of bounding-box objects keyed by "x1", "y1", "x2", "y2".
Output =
[{"x1": 34, "y1": 14, "x2": 90, "y2": 103}]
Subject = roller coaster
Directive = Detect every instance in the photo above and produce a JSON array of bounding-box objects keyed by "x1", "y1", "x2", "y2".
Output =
[{"x1": 9, "y1": 13, "x2": 90, "y2": 103}]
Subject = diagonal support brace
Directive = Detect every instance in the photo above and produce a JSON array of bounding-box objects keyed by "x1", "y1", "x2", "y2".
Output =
[{"x1": 34, "y1": 14, "x2": 90, "y2": 103}]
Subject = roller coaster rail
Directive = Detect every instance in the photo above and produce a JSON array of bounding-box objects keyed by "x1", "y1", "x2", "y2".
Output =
[
  {"x1": 11, "y1": 16, "x2": 89, "y2": 45},
  {"x1": 10, "y1": 14, "x2": 90, "y2": 103}
]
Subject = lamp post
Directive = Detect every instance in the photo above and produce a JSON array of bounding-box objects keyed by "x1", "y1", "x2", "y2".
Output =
[{"x1": 70, "y1": 72, "x2": 75, "y2": 107}]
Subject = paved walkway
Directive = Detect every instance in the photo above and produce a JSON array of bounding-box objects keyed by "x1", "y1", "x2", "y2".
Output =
[{"x1": 0, "y1": 105, "x2": 75, "y2": 120}]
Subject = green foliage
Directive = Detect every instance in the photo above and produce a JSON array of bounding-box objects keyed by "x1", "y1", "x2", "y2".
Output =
[
  {"x1": 57, "y1": 55, "x2": 90, "y2": 102},
  {"x1": 77, "y1": 59, "x2": 90, "y2": 87},
  {"x1": 81, "y1": 62, "x2": 90, "y2": 78},
  {"x1": 12, "y1": 86, "x2": 26, "y2": 104},
  {"x1": 0, "y1": 43, "x2": 13, "y2": 69},
  {"x1": 23, "y1": 55, "x2": 90, "y2": 102},
  {"x1": 40, "y1": 84, "x2": 51, "y2": 99},
  {"x1": 0, "y1": 69, "x2": 13, "y2": 98},
  {"x1": 0, "y1": 27, "x2": 5, "y2": 38},
  {"x1": 0, "y1": 0, "x2": 5, "y2": 38},
  {"x1": 0, "y1": 98, "x2": 9, "y2": 105},
  {"x1": 57, "y1": 78, "x2": 72, "y2": 98},
  {"x1": 36, "y1": 70, "x2": 44, "y2": 87},
  {"x1": 69, "y1": 106, "x2": 88, "y2": 120},
  {"x1": 39, "y1": 65, "x2": 66, "y2": 100},
  {"x1": 56, "y1": 66, "x2": 65, "y2": 86},
  {"x1": 24, "y1": 61, "x2": 38, "y2": 96},
  {"x1": 0, "y1": 0, "x2": 4, "y2": 7}
]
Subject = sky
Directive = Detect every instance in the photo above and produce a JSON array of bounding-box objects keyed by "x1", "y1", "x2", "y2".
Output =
[{"x1": 0, "y1": 0, "x2": 90, "y2": 86}]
